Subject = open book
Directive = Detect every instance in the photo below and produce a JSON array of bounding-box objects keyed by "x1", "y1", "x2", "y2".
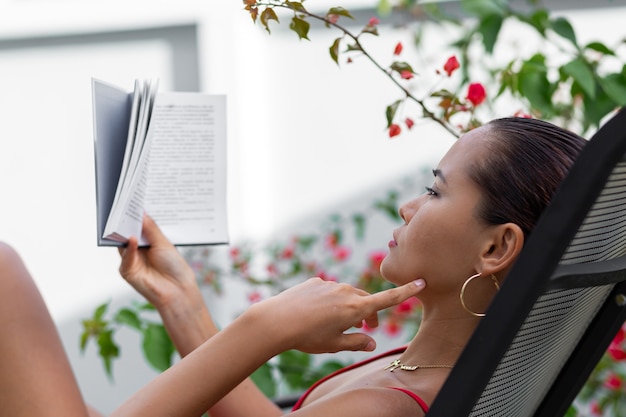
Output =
[{"x1": 91, "y1": 78, "x2": 228, "y2": 247}]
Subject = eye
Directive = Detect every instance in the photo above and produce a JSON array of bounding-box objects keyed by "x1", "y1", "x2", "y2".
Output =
[{"x1": 425, "y1": 186, "x2": 439, "y2": 196}]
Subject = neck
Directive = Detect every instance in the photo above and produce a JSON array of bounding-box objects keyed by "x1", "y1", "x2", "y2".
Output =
[{"x1": 400, "y1": 306, "x2": 481, "y2": 367}]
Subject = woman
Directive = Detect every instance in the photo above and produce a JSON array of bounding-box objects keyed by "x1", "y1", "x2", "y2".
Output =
[{"x1": 115, "y1": 117, "x2": 587, "y2": 417}]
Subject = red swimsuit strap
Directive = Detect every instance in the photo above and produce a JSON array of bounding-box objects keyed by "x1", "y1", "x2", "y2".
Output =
[{"x1": 292, "y1": 346, "x2": 409, "y2": 411}]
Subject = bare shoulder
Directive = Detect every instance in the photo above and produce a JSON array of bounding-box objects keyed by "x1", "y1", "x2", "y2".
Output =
[
  {"x1": 289, "y1": 387, "x2": 427, "y2": 417},
  {"x1": 0, "y1": 242, "x2": 21, "y2": 264}
]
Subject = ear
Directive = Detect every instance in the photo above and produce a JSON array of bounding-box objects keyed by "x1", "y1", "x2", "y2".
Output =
[{"x1": 478, "y1": 223, "x2": 524, "y2": 275}]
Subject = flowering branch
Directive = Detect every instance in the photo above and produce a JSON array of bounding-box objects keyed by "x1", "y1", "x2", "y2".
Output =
[{"x1": 244, "y1": 0, "x2": 486, "y2": 138}]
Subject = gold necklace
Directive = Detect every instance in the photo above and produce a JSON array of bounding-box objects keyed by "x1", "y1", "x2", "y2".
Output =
[{"x1": 384, "y1": 359, "x2": 453, "y2": 372}]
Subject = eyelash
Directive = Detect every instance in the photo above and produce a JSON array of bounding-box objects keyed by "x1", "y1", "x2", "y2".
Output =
[{"x1": 425, "y1": 186, "x2": 438, "y2": 196}]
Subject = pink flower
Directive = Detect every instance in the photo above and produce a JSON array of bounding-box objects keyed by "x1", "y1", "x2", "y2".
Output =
[
  {"x1": 400, "y1": 70, "x2": 414, "y2": 80},
  {"x1": 368, "y1": 17, "x2": 380, "y2": 26},
  {"x1": 388, "y1": 124, "x2": 401, "y2": 138},
  {"x1": 327, "y1": 14, "x2": 339, "y2": 24},
  {"x1": 513, "y1": 110, "x2": 532, "y2": 118},
  {"x1": 466, "y1": 83, "x2": 486, "y2": 106},
  {"x1": 266, "y1": 263, "x2": 278, "y2": 276},
  {"x1": 229, "y1": 247, "x2": 240, "y2": 259},
  {"x1": 405, "y1": 117, "x2": 414, "y2": 130},
  {"x1": 393, "y1": 42, "x2": 403, "y2": 56},
  {"x1": 248, "y1": 291, "x2": 262, "y2": 304},
  {"x1": 590, "y1": 401, "x2": 602, "y2": 416},
  {"x1": 443, "y1": 56, "x2": 460, "y2": 76},
  {"x1": 333, "y1": 246, "x2": 351, "y2": 261}
]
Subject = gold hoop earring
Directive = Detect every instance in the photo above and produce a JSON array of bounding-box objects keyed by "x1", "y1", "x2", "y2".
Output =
[{"x1": 460, "y1": 272, "x2": 501, "y2": 317}]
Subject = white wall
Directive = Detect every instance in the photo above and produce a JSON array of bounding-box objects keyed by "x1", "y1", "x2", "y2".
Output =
[{"x1": 0, "y1": 0, "x2": 625, "y2": 413}]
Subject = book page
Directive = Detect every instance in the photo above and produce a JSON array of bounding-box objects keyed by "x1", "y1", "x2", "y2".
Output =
[
  {"x1": 102, "y1": 79, "x2": 159, "y2": 243},
  {"x1": 141, "y1": 92, "x2": 228, "y2": 246}
]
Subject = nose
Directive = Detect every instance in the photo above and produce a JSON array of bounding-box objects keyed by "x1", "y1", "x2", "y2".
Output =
[{"x1": 399, "y1": 196, "x2": 424, "y2": 224}]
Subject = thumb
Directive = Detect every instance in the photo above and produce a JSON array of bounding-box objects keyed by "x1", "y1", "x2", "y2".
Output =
[
  {"x1": 367, "y1": 279, "x2": 426, "y2": 312},
  {"x1": 140, "y1": 214, "x2": 170, "y2": 247}
]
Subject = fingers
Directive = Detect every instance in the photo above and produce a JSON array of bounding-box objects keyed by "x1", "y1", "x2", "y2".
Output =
[
  {"x1": 335, "y1": 333, "x2": 377, "y2": 352},
  {"x1": 366, "y1": 278, "x2": 426, "y2": 313},
  {"x1": 118, "y1": 236, "x2": 139, "y2": 277}
]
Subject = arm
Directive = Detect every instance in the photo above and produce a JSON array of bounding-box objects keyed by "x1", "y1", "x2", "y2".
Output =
[
  {"x1": 111, "y1": 276, "x2": 426, "y2": 417},
  {"x1": 119, "y1": 215, "x2": 282, "y2": 416}
]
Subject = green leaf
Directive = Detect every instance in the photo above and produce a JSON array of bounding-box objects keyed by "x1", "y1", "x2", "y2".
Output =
[
  {"x1": 582, "y1": 86, "x2": 615, "y2": 129},
  {"x1": 142, "y1": 324, "x2": 175, "y2": 372},
  {"x1": 524, "y1": 9, "x2": 550, "y2": 36},
  {"x1": 79, "y1": 330, "x2": 90, "y2": 352},
  {"x1": 329, "y1": 37, "x2": 341, "y2": 64},
  {"x1": 251, "y1": 363, "x2": 276, "y2": 398},
  {"x1": 385, "y1": 100, "x2": 402, "y2": 128},
  {"x1": 518, "y1": 54, "x2": 554, "y2": 117},
  {"x1": 374, "y1": 191, "x2": 401, "y2": 221},
  {"x1": 114, "y1": 308, "x2": 142, "y2": 331},
  {"x1": 461, "y1": 0, "x2": 506, "y2": 18},
  {"x1": 477, "y1": 14, "x2": 503, "y2": 53},
  {"x1": 550, "y1": 17, "x2": 577, "y2": 46},
  {"x1": 389, "y1": 61, "x2": 414, "y2": 75},
  {"x1": 598, "y1": 73, "x2": 626, "y2": 106},
  {"x1": 352, "y1": 214, "x2": 366, "y2": 240},
  {"x1": 285, "y1": 1, "x2": 306, "y2": 13},
  {"x1": 97, "y1": 329, "x2": 120, "y2": 379},
  {"x1": 561, "y1": 57, "x2": 595, "y2": 98},
  {"x1": 278, "y1": 350, "x2": 312, "y2": 390},
  {"x1": 289, "y1": 16, "x2": 310, "y2": 40},
  {"x1": 585, "y1": 41, "x2": 615, "y2": 56},
  {"x1": 94, "y1": 301, "x2": 110, "y2": 320},
  {"x1": 260, "y1": 7, "x2": 279, "y2": 34},
  {"x1": 327, "y1": 7, "x2": 353, "y2": 19}
]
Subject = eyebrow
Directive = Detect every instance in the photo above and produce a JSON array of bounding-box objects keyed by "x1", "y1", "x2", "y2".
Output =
[{"x1": 432, "y1": 169, "x2": 447, "y2": 183}]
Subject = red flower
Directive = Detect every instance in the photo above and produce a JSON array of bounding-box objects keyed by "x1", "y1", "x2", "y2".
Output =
[
  {"x1": 393, "y1": 42, "x2": 403, "y2": 56},
  {"x1": 604, "y1": 373, "x2": 622, "y2": 390},
  {"x1": 383, "y1": 319, "x2": 401, "y2": 337},
  {"x1": 466, "y1": 83, "x2": 486, "y2": 106},
  {"x1": 368, "y1": 17, "x2": 380, "y2": 26},
  {"x1": 229, "y1": 247, "x2": 240, "y2": 259},
  {"x1": 400, "y1": 70, "x2": 414, "y2": 80},
  {"x1": 443, "y1": 55, "x2": 460, "y2": 76},
  {"x1": 395, "y1": 297, "x2": 419, "y2": 314},
  {"x1": 280, "y1": 246, "x2": 294, "y2": 259},
  {"x1": 325, "y1": 233, "x2": 339, "y2": 248},
  {"x1": 369, "y1": 250, "x2": 387, "y2": 269},
  {"x1": 388, "y1": 124, "x2": 401, "y2": 138},
  {"x1": 405, "y1": 117, "x2": 414, "y2": 130}
]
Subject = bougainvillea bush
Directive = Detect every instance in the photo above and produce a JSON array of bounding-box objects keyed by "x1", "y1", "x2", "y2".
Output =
[{"x1": 81, "y1": 0, "x2": 626, "y2": 413}]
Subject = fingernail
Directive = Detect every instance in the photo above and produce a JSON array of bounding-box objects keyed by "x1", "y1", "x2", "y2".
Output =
[
  {"x1": 365, "y1": 340, "x2": 376, "y2": 351},
  {"x1": 414, "y1": 278, "x2": 426, "y2": 288}
]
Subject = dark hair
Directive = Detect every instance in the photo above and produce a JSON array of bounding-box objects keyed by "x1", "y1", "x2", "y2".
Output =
[{"x1": 470, "y1": 117, "x2": 587, "y2": 239}]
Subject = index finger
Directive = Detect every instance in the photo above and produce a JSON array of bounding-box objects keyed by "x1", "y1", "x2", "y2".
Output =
[{"x1": 366, "y1": 279, "x2": 426, "y2": 312}]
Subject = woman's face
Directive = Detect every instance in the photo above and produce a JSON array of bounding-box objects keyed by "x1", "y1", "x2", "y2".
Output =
[{"x1": 380, "y1": 126, "x2": 496, "y2": 294}]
